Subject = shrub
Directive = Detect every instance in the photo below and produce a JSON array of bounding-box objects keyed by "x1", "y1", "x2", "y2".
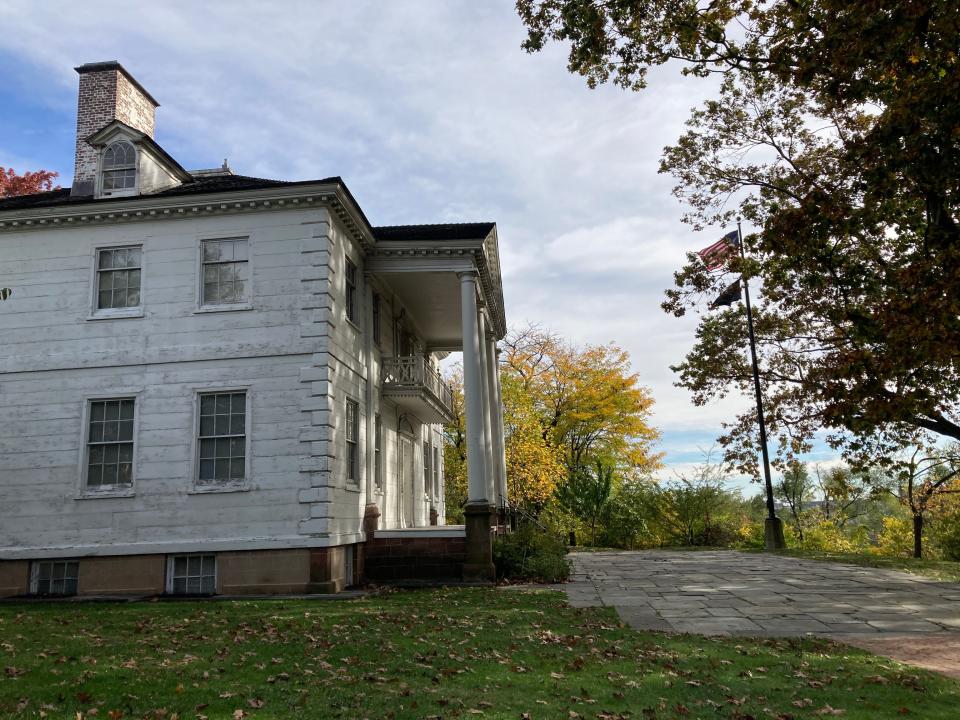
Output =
[
  {"x1": 871, "y1": 515, "x2": 915, "y2": 558},
  {"x1": 494, "y1": 524, "x2": 570, "y2": 583}
]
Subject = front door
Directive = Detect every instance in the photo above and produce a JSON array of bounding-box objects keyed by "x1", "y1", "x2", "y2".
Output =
[{"x1": 399, "y1": 435, "x2": 416, "y2": 527}]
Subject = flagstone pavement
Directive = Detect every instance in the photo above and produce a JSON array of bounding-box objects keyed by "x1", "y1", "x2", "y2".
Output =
[{"x1": 563, "y1": 550, "x2": 960, "y2": 678}]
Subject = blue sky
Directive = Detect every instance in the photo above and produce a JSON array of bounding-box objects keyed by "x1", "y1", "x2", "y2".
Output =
[{"x1": 0, "y1": 0, "x2": 838, "y2": 492}]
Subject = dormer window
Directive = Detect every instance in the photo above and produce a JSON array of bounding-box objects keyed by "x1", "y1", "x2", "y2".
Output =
[{"x1": 101, "y1": 141, "x2": 137, "y2": 193}]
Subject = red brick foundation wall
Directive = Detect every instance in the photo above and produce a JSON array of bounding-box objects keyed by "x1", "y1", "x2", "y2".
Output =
[{"x1": 364, "y1": 536, "x2": 465, "y2": 583}]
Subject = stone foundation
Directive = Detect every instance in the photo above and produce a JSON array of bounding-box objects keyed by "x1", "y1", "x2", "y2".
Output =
[
  {"x1": 364, "y1": 528, "x2": 466, "y2": 584},
  {"x1": 0, "y1": 545, "x2": 362, "y2": 598}
]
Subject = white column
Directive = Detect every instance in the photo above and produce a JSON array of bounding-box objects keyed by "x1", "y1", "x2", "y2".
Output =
[
  {"x1": 482, "y1": 329, "x2": 504, "y2": 507},
  {"x1": 459, "y1": 271, "x2": 489, "y2": 504},
  {"x1": 490, "y1": 343, "x2": 508, "y2": 507},
  {"x1": 477, "y1": 309, "x2": 496, "y2": 505}
]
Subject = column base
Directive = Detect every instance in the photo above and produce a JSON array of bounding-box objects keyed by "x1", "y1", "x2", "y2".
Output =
[
  {"x1": 764, "y1": 516, "x2": 786, "y2": 550},
  {"x1": 462, "y1": 502, "x2": 495, "y2": 583},
  {"x1": 362, "y1": 503, "x2": 381, "y2": 538}
]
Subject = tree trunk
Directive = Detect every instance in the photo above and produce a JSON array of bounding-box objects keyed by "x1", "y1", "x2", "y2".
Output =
[{"x1": 913, "y1": 514, "x2": 923, "y2": 559}]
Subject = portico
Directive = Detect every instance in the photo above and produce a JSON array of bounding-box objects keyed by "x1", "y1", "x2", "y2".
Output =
[{"x1": 366, "y1": 223, "x2": 509, "y2": 581}]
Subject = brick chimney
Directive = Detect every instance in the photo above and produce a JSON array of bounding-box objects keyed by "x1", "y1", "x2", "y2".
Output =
[{"x1": 72, "y1": 61, "x2": 160, "y2": 197}]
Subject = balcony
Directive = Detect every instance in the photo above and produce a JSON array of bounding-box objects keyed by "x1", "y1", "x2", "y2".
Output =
[{"x1": 381, "y1": 356, "x2": 455, "y2": 424}]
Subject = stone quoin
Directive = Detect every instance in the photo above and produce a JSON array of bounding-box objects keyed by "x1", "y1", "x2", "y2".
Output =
[{"x1": 0, "y1": 61, "x2": 509, "y2": 597}]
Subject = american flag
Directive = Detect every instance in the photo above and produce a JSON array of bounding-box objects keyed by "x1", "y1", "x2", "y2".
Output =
[{"x1": 697, "y1": 230, "x2": 740, "y2": 270}]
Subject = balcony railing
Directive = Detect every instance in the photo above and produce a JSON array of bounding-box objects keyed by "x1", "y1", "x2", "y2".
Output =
[{"x1": 381, "y1": 356, "x2": 454, "y2": 418}]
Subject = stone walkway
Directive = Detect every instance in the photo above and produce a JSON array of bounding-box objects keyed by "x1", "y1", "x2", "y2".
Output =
[{"x1": 565, "y1": 550, "x2": 960, "y2": 678}]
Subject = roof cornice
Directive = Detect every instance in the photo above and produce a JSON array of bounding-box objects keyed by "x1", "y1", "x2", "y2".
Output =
[
  {"x1": 0, "y1": 183, "x2": 375, "y2": 249},
  {"x1": 369, "y1": 231, "x2": 507, "y2": 339}
]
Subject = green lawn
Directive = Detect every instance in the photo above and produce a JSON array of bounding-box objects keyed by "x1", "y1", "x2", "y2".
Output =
[
  {"x1": 0, "y1": 588, "x2": 957, "y2": 719},
  {"x1": 763, "y1": 548, "x2": 960, "y2": 583}
]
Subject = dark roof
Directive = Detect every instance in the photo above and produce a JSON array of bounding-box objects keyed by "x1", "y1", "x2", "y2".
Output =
[
  {"x1": 0, "y1": 175, "x2": 341, "y2": 212},
  {"x1": 373, "y1": 222, "x2": 495, "y2": 242}
]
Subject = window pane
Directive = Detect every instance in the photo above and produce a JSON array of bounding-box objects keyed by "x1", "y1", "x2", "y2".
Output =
[
  {"x1": 120, "y1": 400, "x2": 134, "y2": 420},
  {"x1": 199, "y1": 438, "x2": 216, "y2": 459},
  {"x1": 202, "y1": 283, "x2": 219, "y2": 305},
  {"x1": 200, "y1": 576, "x2": 215, "y2": 594},
  {"x1": 214, "y1": 413, "x2": 231, "y2": 436},
  {"x1": 215, "y1": 437, "x2": 231, "y2": 458},
  {"x1": 230, "y1": 458, "x2": 245, "y2": 479},
  {"x1": 199, "y1": 459, "x2": 215, "y2": 480},
  {"x1": 87, "y1": 462, "x2": 102, "y2": 487},
  {"x1": 203, "y1": 241, "x2": 220, "y2": 261},
  {"x1": 215, "y1": 395, "x2": 231, "y2": 414},
  {"x1": 172, "y1": 577, "x2": 186, "y2": 594},
  {"x1": 102, "y1": 463, "x2": 119, "y2": 485},
  {"x1": 89, "y1": 422, "x2": 104, "y2": 443},
  {"x1": 231, "y1": 241, "x2": 248, "y2": 261},
  {"x1": 200, "y1": 394, "x2": 215, "y2": 416},
  {"x1": 118, "y1": 462, "x2": 132, "y2": 485},
  {"x1": 118, "y1": 420, "x2": 134, "y2": 442},
  {"x1": 215, "y1": 459, "x2": 230, "y2": 480},
  {"x1": 105, "y1": 401, "x2": 120, "y2": 421},
  {"x1": 102, "y1": 421, "x2": 118, "y2": 442},
  {"x1": 187, "y1": 577, "x2": 201, "y2": 594},
  {"x1": 98, "y1": 290, "x2": 113, "y2": 309},
  {"x1": 199, "y1": 414, "x2": 215, "y2": 436}
]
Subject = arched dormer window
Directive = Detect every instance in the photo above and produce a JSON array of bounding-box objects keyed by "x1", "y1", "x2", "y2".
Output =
[{"x1": 101, "y1": 141, "x2": 137, "y2": 193}]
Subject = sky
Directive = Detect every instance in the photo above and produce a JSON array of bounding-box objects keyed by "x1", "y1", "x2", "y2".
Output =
[{"x1": 0, "y1": 0, "x2": 839, "y2": 491}]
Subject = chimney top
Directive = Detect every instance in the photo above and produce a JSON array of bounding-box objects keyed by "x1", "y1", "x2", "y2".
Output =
[{"x1": 74, "y1": 61, "x2": 161, "y2": 107}]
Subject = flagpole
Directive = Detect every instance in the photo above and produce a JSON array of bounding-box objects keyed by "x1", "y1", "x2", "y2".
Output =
[{"x1": 737, "y1": 221, "x2": 785, "y2": 550}]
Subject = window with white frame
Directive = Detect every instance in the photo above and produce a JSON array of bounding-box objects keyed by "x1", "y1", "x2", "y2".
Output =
[
  {"x1": 95, "y1": 246, "x2": 142, "y2": 311},
  {"x1": 374, "y1": 413, "x2": 383, "y2": 492},
  {"x1": 86, "y1": 397, "x2": 136, "y2": 488},
  {"x1": 372, "y1": 292, "x2": 381, "y2": 345},
  {"x1": 345, "y1": 398, "x2": 359, "y2": 484},
  {"x1": 197, "y1": 391, "x2": 247, "y2": 484},
  {"x1": 101, "y1": 141, "x2": 136, "y2": 193},
  {"x1": 433, "y1": 446, "x2": 440, "y2": 499},
  {"x1": 168, "y1": 554, "x2": 216, "y2": 595},
  {"x1": 345, "y1": 258, "x2": 357, "y2": 324},
  {"x1": 423, "y1": 440, "x2": 432, "y2": 498},
  {"x1": 201, "y1": 238, "x2": 249, "y2": 306},
  {"x1": 32, "y1": 560, "x2": 80, "y2": 596}
]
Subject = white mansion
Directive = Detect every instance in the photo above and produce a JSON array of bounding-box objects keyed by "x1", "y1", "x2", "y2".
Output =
[{"x1": 0, "y1": 62, "x2": 508, "y2": 596}]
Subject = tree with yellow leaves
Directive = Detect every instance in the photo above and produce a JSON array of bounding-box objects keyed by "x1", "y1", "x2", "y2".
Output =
[
  {"x1": 501, "y1": 325, "x2": 662, "y2": 477},
  {"x1": 445, "y1": 325, "x2": 661, "y2": 516}
]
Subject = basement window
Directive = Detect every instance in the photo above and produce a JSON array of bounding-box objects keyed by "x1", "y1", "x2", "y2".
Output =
[
  {"x1": 167, "y1": 554, "x2": 216, "y2": 595},
  {"x1": 31, "y1": 560, "x2": 80, "y2": 596}
]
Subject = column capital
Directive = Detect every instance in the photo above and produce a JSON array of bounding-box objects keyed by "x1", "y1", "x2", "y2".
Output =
[{"x1": 456, "y1": 269, "x2": 479, "y2": 281}]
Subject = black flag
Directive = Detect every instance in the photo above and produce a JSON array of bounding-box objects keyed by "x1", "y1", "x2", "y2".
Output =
[{"x1": 710, "y1": 279, "x2": 741, "y2": 309}]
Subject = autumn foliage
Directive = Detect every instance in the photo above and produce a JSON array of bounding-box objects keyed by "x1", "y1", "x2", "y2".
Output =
[
  {"x1": 0, "y1": 166, "x2": 59, "y2": 197},
  {"x1": 444, "y1": 326, "x2": 661, "y2": 517}
]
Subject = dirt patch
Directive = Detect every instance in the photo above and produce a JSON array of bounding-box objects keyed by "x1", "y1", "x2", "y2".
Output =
[{"x1": 834, "y1": 634, "x2": 960, "y2": 680}]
